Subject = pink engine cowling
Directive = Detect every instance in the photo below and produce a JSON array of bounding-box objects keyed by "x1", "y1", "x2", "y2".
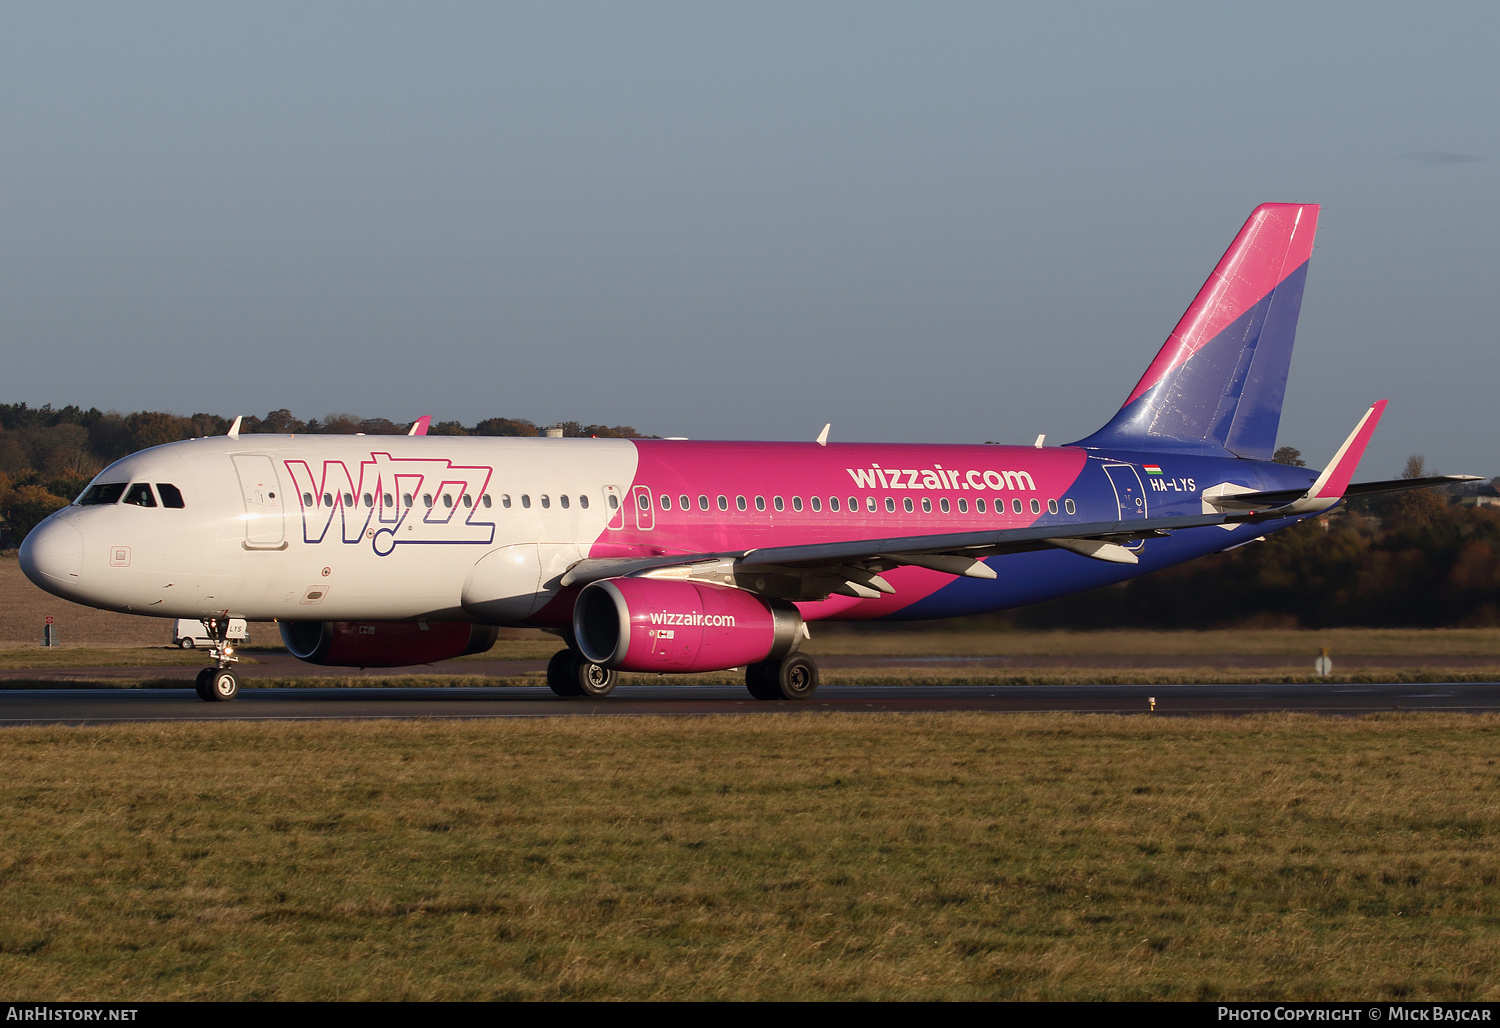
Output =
[
  {"x1": 280, "y1": 620, "x2": 499, "y2": 667},
  {"x1": 573, "y1": 578, "x2": 803, "y2": 673}
]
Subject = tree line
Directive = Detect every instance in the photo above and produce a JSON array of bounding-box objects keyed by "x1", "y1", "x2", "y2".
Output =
[
  {"x1": 1004, "y1": 454, "x2": 1500, "y2": 630},
  {"x1": 0, "y1": 403, "x2": 648, "y2": 545}
]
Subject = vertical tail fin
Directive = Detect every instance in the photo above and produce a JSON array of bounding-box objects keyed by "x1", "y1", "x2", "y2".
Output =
[{"x1": 1071, "y1": 202, "x2": 1319, "y2": 459}]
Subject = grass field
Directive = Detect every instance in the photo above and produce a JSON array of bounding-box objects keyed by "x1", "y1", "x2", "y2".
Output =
[{"x1": 2, "y1": 713, "x2": 1498, "y2": 1001}]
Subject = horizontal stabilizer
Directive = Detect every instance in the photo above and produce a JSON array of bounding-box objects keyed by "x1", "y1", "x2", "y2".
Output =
[
  {"x1": 1211, "y1": 474, "x2": 1483, "y2": 509},
  {"x1": 1206, "y1": 402, "x2": 1388, "y2": 516}
]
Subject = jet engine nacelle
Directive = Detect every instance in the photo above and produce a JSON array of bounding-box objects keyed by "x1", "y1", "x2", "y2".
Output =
[
  {"x1": 281, "y1": 620, "x2": 499, "y2": 667},
  {"x1": 574, "y1": 578, "x2": 803, "y2": 673}
]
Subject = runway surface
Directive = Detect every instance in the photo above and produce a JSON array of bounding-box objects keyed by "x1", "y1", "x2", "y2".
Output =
[
  {"x1": 3, "y1": 680, "x2": 1500, "y2": 724},
  {"x1": 7, "y1": 650, "x2": 1500, "y2": 685}
]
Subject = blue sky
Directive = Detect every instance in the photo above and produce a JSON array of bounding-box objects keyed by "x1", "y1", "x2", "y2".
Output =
[{"x1": 2, "y1": 2, "x2": 1495, "y2": 476}]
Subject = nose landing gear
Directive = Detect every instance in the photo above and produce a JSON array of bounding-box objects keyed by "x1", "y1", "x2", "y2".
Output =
[{"x1": 193, "y1": 616, "x2": 240, "y2": 702}]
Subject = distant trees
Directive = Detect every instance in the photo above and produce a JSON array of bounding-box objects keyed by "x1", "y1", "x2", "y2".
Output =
[{"x1": 1012, "y1": 485, "x2": 1500, "y2": 630}]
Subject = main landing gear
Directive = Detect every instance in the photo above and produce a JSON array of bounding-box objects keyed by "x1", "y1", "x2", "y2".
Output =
[
  {"x1": 193, "y1": 616, "x2": 240, "y2": 702},
  {"x1": 546, "y1": 650, "x2": 619, "y2": 698},
  {"x1": 745, "y1": 653, "x2": 819, "y2": 701},
  {"x1": 542, "y1": 650, "x2": 820, "y2": 701}
]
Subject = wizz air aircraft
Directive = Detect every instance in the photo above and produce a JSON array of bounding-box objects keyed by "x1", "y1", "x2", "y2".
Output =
[{"x1": 20, "y1": 203, "x2": 1470, "y2": 702}]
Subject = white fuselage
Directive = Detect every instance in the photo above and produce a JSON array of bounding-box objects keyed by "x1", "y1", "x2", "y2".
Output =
[{"x1": 22, "y1": 435, "x2": 639, "y2": 623}]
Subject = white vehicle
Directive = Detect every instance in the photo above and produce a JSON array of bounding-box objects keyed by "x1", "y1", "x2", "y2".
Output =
[{"x1": 172, "y1": 617, "x2": 249, "y2": 649}]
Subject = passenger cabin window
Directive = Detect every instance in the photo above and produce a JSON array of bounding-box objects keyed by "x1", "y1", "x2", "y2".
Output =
[
  {"x1": 774, "y1": 496, "x2": 784, "y2": 512},
  {"x1": 156, "y1": 484, "x2": 185, "y2": 508},
  {"x1": 940, "y1": 498, "x2": 950, "y2": 513},
  {"x1": 501, "y1": 494, "x2": 511, "y2": 508},
  {"x1": 903, "y1": 497, "x2": 914, "y2": 513},
  {"x1": 1048, "y1": 499, "x2": 1058, "y2": 514},
  {"x1": 1012, "y1": 498, "x2": 1023, "y2": 514},
  {"x1": 1030, "y1": 498, "x2": 1041, "y2": 514},
  {"x1": 521, "y1": 495, "x2": 531, "y2": 509},
  {"x1": 422, "y1": 494, "x2": 433, "y2": 508},
  {"x1": 384, "y1": 493, "x2": 394, "y2": 507},
  {"x1": 363, "y1": 493, "x2": 374, "y2": 508},
  {"x1": 482, "y1": 495, "x2": 492, "y2": 508},
  {"x1": 541, "y1": 495, "x2": 550, "y2": 509},
  {"x1": 921, "y1": 498, "x2": 931, "y2": 513},
  {"x1": 680, "y1": 494, "x2": 690, "y2": 510},
  {"x1": 78, "y1": 483, "x2": 127, "y2": 506},
  {"x1": 976, "y1": 498, "x2": 986, "y2": 513},
  {"x1": 792, "y1": 496, "x2": 803, "y2": 512},
  {"x1": 884, "y1": 497, "x2": 895, "y2": 512},
  {"x1": 755, "y1": 496, "x2": 766, "y2": 512},
  {"x1": 560, "y1": 494, "x2": 570, "y2": 509},
  {"x1": 698, "y1": 495, "x2": 709, "y2": 511},
  {"x1": 957, "y1": 498, "x2": 967, "y2": 513},
  {"x1": 124, "y1": 483, "x2": 156, "y2": 507},
  {"x1": 717, "y1": 495, "x2": 728, "y2": 511},
  {"x1": 829, "y1": 497, "x2": 840, "y2": 511},
  {"x1": 579, "y1": 495, "x2": 589, "y2": 509},
  {"x1": 736, "y1": 496, "x2": 746, "y2": 512},
  {"x1": 810, "y1": 496, "x2": 821, "y2": 512},
  {"x1": 660, "y1": 494, "x2": 670, "y2": 510},
  {"x1": 1065, "y1": 499, "x2": 1076, "y2": 515}
]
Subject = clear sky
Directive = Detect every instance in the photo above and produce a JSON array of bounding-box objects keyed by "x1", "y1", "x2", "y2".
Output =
[{"x1": 2, "y1": 2, "x2": 1495, "y2": 477}]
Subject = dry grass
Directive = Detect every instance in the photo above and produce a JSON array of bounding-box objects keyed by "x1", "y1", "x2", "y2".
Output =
[
  {"x1": 0, "y1": 557, "x2": 182, "y2": 646},
  {"x1": 0, "y1": 647, "x2": 246, "y2": 669},
  {"x1": 1, "y1": 713, "x2": 1498, "y2": 1000}
]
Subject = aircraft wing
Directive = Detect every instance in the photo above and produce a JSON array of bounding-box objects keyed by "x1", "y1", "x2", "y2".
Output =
[{"x1": 559, "y1": 508, "x2": 1266, "y2": 599}]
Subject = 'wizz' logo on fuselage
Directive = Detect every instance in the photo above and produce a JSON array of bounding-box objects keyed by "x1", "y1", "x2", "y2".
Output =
[{"x1": 282, "y1": 453, "x2": 494, "y2": 556}]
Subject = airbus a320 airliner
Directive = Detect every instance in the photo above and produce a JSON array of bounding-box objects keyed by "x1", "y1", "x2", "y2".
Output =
[{"x1": 20, "y1": 203, "x2": 1470, "y2": 702}]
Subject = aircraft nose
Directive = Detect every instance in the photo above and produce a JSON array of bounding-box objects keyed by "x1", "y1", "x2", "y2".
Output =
[{"x1": 20, "y1": 517, "x2": 85, "y2": 589}]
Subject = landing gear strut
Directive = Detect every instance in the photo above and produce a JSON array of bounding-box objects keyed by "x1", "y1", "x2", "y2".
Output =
[
  {"x1": 746, "y1": 653, "x2": 819, "y2": 701},
  {"x1": 546, "y1": 649, "x2": 618, "y2": 698},
  {"x1": 193, "y1": 615, "x2": 239, "y2": 702}
]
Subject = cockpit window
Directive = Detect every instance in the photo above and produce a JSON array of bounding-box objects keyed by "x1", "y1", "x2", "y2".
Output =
[
  {"x1": 123, "y1": 483, "x2": 157, "y2": 507},
  {"x1": 77, "y1": 483, "x2": 127, "y2": 506},
  {"x1": 156, "y1": 484, "x2": 185, "y2": 508}
]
